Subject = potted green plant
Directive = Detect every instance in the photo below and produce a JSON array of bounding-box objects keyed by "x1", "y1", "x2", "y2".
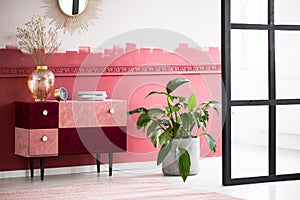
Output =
[{"x1": 128, "y1": 78, "x2": 221, "y2": 182}]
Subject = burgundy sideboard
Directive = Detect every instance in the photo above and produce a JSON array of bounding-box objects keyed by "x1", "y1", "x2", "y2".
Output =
[{"x1": 15, "y1": 100, "x2": 127, "y2": 180}]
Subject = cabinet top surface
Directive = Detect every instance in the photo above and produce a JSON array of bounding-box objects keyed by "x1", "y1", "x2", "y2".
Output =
[{"x1": 16, "y1": 99, "x2": 127, "y2": 104}]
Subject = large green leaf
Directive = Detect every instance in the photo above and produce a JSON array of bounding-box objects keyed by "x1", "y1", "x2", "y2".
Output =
[
  {"x1": 145, "y1": 91, "x2": 167, "y2": 98},
  {"x1": 188, "y1": 93, "x2": 197, "y2": 112},
  {"x1": 157, "y1": 142, "x2": 172, "y2": 166},
  {"x1": 181, "y1": 113, "x2": 190, "y2": 132},
  {"x1": 127, "y1": 107, "x2": 147, "y2": 115},
  {"x1": 172, "y1": 122, "x2": 180, "y2": 137},
  {"x1": 209, "y1": 101, "x2": 221, "y2": 115},
  {"x1": 176, "y1": 147, "x2": 191, "y2": 182},
  {"x1": 148, "y1": 108, "x2": 165, "y2": 120},
  {"x1": 147, "y1": 121, "x2": 160, "y2": 137},
  {"x1": 187, "y1": 112, "x2": 195, "y2": 131},
  {"x1": 151, "y1": 132, "x2": 159, "y2": 148},
  {"x1": 191, "y1": 112, "x2": 200, "y2": 129},
  {"x1": 203, "y1": 133, "x2": 217, "y2": 153},
  {"x1": 200, "y1": 121, "x2": 207, "y2": 132},
  {"x1": 158, "y1": 119, "x2": 170, "y2": 127},
  {"x1": 158, "y1": 128, "x2": 172, "y2": 145},
  {"x1": 201, "y1": 101, "x2": 221, "y2": 115},
  {"x1": 199, "y1": 109, "x2": 209, "y2": 122},
  {"x1": 166, "y1": 78, "x2": 190, "y2": 94},
  {"x1": 136, "y1": 113, "x2": 151, "y2": 130}
]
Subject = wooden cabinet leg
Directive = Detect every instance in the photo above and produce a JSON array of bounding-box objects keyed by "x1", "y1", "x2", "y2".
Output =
[
  {"x1": 40, "y1": 157, "x2": 45, "y2": 181},
  {"x1": 96, "y1": 153, "x2": 100, "y2": 173},
  {"x1": 30, "y1": 158, "x2": 34, "y2": 177},
  {"x1": 109, "y1": 153, "x2": 113, "y2": 176}
]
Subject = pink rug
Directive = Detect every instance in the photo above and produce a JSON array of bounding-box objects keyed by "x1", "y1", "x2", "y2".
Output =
[{"x1": 0, "y1": 180, "x2": 241, "y2": 200}]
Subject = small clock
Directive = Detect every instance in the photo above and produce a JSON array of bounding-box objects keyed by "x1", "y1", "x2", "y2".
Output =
[{"x1": 54, "y1": 87, "x2": 68, "y2": 101}]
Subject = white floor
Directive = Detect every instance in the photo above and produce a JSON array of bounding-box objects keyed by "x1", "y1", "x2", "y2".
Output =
[{"x1": 1, "y1": 157, "x2": 300, "y2": 200}]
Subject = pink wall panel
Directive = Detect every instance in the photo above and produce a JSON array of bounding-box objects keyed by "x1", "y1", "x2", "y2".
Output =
[{"x1": 0, "y1": 45, "x2": 221, "y2": 172}]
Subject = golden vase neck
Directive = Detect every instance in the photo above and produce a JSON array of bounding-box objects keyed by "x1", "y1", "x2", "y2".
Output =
[{"x1": 36, "y1": 66, "x2": 48, "y2": 70}]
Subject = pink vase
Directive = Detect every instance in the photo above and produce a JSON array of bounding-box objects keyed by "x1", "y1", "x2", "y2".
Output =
[{"x1": 27, "y1": 66, "x2": 55, "y2": 101}]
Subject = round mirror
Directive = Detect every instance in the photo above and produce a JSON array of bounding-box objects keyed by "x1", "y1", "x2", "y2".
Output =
[
  {"x1": 43, "y1": 0, "x2": 101, "y2": 34},
  {"x1": 58, "y1": 0, "x2": 88, "y2": 16}
]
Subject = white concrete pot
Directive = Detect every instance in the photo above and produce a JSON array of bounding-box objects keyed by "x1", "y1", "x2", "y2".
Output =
[{"x1": 162, "y1": 137, "x2": 200, "y2": 176}]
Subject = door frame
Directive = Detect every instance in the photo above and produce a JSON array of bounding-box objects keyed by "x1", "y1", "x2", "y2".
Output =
[{"x1": 221, "y1": 0, "x2": 300, "y2": 185}]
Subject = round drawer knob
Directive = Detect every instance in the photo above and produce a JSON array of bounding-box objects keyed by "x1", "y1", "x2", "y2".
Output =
[
  {"x1": 42, "y1": 110, "x2": 48, "y2": 116},
  {"x1": 109, "y1": 108, "x2": 115, "y2": 114},
  {"x1": 41, "y1": 136, "x2": 48, "y2": 142}
]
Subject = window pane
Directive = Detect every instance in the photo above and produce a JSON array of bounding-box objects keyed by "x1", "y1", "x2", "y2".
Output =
[
  {"x1": 275, "y1": 0, "x2": 300, "y2": 25},
  {"x1": 231, "y1": 30, "x2": 268, "y2": 100},
  {"x1": 231, "y1": 0, "x2": 268, "y2": 24},
  {"x1": 275, "y1": 31, "x2": 300, "y2": 99},
  {"x1": 277, "y1": 105, "x2": 300, "y2": 175},
  {"x1": 231, "y1": 106, "x2": 269, "y2": 178}
]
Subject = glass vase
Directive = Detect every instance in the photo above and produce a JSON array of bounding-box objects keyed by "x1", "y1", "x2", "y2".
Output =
[{"x1": 27, "y1": 66, "x2": 55, "y2": 101}]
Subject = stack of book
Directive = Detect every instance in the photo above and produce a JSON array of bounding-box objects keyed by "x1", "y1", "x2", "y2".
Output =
[{"x1": 78, "y1": 91, "x2": 107, "y2": 101}]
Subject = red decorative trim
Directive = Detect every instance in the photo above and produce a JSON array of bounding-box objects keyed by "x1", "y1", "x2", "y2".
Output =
[
  {"x1": 0, "y1": 44, "x2": 221, "y2": 77},
  {"x1": 0, "y1": 65, "x2": 221, "y2": 78},
  {"x1": 0, "y1": 68, "x2": 33, "y2": 77}
]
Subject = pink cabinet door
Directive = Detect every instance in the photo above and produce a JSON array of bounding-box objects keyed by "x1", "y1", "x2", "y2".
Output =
[
  {"x1": 15, "y1": 127, "x2": 58, "y2": 157},
  {"x1": 29, "y1": 129, "x2": 58, "y2": 156},
  {"x1": 59, "y1": 100, "x2": 127, "y2": 128}
]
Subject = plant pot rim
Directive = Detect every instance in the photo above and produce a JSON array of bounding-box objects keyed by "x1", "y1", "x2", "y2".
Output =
[{"x1": 173, "y1": 135, "x2": 198, "y2": 140}]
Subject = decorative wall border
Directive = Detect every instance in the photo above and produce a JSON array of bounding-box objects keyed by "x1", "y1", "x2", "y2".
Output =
[
  {"x1": 0, "y1": 44, "x2": 221, "y2": 77},
  {"x1": 0, "y1": 64, "x2": 221, "y2": 78}
]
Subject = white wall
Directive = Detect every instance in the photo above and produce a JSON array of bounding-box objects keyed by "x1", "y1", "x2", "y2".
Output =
[{"x1": 0, "y1": 0, "x2": 220, "y2": 51}]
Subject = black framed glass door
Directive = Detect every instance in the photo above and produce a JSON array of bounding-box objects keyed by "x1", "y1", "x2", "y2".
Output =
[{"x1": 222, "y1": 0, "x2": 300, "y2": 185}]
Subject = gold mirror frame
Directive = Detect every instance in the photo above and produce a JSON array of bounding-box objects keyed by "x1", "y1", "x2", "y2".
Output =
[{"x1": 42, "y1": 0, "x2": 102, "y2": 34}]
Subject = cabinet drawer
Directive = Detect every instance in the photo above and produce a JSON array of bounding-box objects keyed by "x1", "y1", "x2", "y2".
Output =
[
  {"x1": 15, "y1": 101, "x2": 58, "y2": 129},
  {"x1": 58, "y1": 127, "x2": 127, "y2": 155},
  {"x1": 15, "y1": 128, "x2": 58, "y2": 157},
  {"x1": 59, "y1": 100, "x2": 127, "y2": 128}
]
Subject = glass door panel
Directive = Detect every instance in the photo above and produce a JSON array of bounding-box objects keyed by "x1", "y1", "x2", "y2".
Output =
[
  {"x1": 231, "y1": 0, "x2": 268, "y2": 24},
  {"x1": 275, "y1": 0, "x2": 300, "y2": 25},
  {"x1": 231, "y1": 30, "x2": 268, "y2": 100},
  {"x1": 275, "y1": 31, "x2": 300, "y2": 99},
  {"x1": 277, "y1": 105, "x2": 300, "y2": 175},
  {"x1": 231, "y1": 106, "x2": 269, "y2": 178}
]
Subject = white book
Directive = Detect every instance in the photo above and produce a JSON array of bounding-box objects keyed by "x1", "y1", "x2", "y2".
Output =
[
  {"x1": 78, "y1": 91, "x2": 107, "y2": 96},
  {"x1": 78, "y1": 94, "x2": 107, "y2": 99},
  {"x1": 78, "y1": 95, "x2": 107, "y2": 101}
]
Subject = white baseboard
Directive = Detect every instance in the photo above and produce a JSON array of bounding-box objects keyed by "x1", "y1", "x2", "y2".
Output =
[{"x1": 0, "y1": 161, "x2": 158, "y2": 179}]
